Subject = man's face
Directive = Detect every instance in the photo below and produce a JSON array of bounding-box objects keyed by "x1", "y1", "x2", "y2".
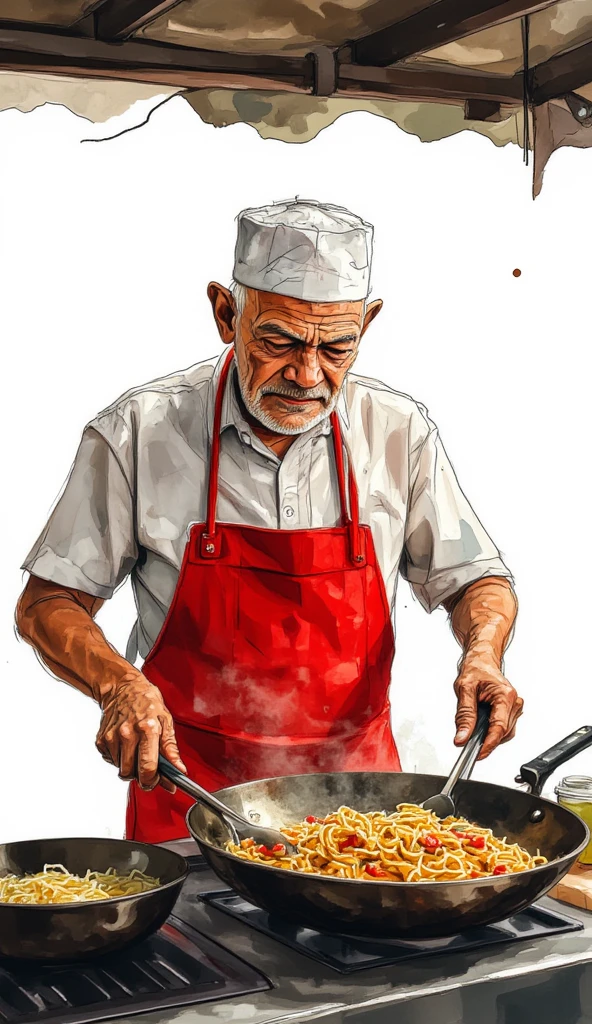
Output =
[{"x1": 209, "y1": 285, "x2": 382, "y2": 435}]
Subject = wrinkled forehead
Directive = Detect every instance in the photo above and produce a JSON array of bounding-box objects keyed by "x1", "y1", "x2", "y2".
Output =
[{"x1": 246, "y1": 288, "x2": 365, "y2": 329}]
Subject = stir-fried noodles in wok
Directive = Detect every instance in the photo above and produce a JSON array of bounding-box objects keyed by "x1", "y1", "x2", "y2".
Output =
[
  {"x1": 227, "y1": 804, "x2": 547, "y2": 881},
  {"x1": 0, "y1": 865, "x2": 161, "y2": 904}
]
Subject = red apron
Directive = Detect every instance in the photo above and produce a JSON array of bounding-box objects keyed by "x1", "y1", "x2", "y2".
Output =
[{"x1": 126, "y1": 349, "x2": 400, "y2": 842}]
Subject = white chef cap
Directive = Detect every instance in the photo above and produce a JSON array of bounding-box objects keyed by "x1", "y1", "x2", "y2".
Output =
[{"x1": 233, "y1": 198, "x2": 373, "y2": 303}]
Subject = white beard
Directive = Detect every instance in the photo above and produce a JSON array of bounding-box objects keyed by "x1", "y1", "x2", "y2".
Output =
[{"x1": 237, "y1": 370, "x2": 339, "y2": 436}]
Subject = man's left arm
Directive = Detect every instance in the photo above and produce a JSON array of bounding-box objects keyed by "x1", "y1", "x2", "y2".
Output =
[{"x1": 443, "y1": 577, "x2": 522, "y2": 759}]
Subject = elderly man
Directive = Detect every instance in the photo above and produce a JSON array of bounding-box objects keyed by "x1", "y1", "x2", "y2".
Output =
[{"x1": 17, "y1": 199, "x2": 521, "y2": 843}]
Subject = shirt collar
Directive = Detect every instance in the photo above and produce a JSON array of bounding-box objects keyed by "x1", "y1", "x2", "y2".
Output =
[{"x1": 207, "y1": 348, "x2": 351, "y2": 442}]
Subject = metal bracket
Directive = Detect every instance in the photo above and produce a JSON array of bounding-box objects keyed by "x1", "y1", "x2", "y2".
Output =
[
  {"x1": 307, "y1": 47, "x2": 338, "y2": 97},
  {"x1": 565, "y1": 92, "x2": 592, "y2": 128}
]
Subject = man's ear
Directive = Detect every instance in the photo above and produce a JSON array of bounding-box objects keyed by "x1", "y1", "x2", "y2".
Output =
[
  {"x1": 207, "y1": 282, "x2": 236, "y2": 345},
  {"x1": 360, "y1": 299, "x2": 383, "y2": 337}
]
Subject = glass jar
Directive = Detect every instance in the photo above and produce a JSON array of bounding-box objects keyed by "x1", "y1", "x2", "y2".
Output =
[{"x1": 555, "y1": 776, "x2": 592, "y2": 865}]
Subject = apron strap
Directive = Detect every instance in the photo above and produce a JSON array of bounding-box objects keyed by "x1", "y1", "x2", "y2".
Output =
[
  {"x1": 200, "y1": 347, "x2": 234, "y2": 557},
  {"x1": 201, "y1": 347, "x2": 363, "y2": 565},
  {"x1": 330, "y1": 411, "x2": 364, "y2": 564}
]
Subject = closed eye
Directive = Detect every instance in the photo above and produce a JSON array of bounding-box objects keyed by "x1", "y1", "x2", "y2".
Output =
[
  {"x1": 256, "y1": 325, "x2": 358, "y2": 362},
  {"x1": 323, "y1": 345, "x2": 354, "y2": 356},
  {"x1": 321, "y1": 345, "x2": 355, "y2": 363},
  {"x1": 262, "y1": 339, "x2": 298, "y2": 354}
]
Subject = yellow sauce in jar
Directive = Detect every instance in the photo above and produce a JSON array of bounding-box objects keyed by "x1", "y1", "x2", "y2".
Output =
[{"x1": 555, "y1": 776, "x2": 592, "y2": 865}]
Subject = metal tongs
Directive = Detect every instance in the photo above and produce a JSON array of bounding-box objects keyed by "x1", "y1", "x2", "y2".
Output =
[
  {"x1": 158, "y1": 756, "x2": 299, "y2": 855},
  {"x1": 159, "y1": 704, "x2": 491, "y2": 850},
  {"x1": 421, "y1": 703, "x2": 491, "y2": 817}
]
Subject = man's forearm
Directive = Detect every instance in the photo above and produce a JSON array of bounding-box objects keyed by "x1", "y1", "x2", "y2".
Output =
[
  {"x1": 444, "y1": 576, "x2": 517, "y2": 667},
  {"x1": 17, "y1": 575, "x2": 186, "y2": 788},
  {"x1": 16, "y1": 576, "x2": 136, "y2": 705},
  {"x1": 444, "y1": 576, "x2": 522, "y2": 753}
]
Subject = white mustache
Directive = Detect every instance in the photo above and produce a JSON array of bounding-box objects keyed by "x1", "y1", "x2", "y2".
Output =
[{"x1": 259, "y1": 383, "x2": 332, "y2": 403}]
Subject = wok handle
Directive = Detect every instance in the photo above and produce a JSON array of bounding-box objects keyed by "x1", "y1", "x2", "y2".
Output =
[
  {"x1": 516, "y1": 725, "x2": 592, "y2": 796},
  {"x1": 157, "y1": 756, "x2": 252, "y2": 830},
  {"x1": 442, "y1": 703, "x2": 491, "y2": 797}
]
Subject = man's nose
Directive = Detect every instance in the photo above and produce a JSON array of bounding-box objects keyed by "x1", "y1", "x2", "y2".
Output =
[{"x1": 283, "y1": 349, "x2": 324, "y2": 389}]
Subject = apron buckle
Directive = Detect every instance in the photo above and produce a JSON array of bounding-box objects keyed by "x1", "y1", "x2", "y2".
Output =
[
  {"x1": 200, "y1": 532, "x2": 221, "y2": 558},
  {"x1": 349, "y1": 524, "x2": 367, "y2": 567}
]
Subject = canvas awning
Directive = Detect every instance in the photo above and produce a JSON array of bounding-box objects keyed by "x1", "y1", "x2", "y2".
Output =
[{"x1": 1, "y1": 1, "x2": 592, "y2": 195}]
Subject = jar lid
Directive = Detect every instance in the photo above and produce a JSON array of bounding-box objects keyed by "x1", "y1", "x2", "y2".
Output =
[{"x1": 555, "y1": 775, "x2": 592, "y2": 801}]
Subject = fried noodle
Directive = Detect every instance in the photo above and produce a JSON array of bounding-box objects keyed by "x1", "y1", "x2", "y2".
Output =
[
  {"x1": 227, "y1": 804, "x2": 547, "y2": 881},
  {"x1": 0, "y1": 865, "x2": 161, "y2": 904}
]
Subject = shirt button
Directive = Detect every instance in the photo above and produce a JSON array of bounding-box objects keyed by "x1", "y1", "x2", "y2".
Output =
[{"x1": 283, "y1": 506, "x2": 295, "y2": 519}]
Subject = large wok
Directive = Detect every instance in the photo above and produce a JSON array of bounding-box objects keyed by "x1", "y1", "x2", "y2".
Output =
[
  {"x1": 0, "y1": 838, "x2": 187, "y2": 961},
  {"x1": 185, "y1": 726, "x2": 592, "y2": 940}
]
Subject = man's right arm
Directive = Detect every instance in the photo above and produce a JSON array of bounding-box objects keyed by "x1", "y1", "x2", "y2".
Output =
[{"x1": 16, "y1": 574, "x2": 186, "y2": 791}]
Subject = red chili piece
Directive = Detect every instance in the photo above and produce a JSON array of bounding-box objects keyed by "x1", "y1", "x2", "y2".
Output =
[
  {"x1": 470, "y1": 871, "x2": 481, "y2": 879},
  {"x1": 305, "y1": 816, "x2": 325, "y2": 824},
  {"x1": 451, "y1": 830, "x2": 469, "y2": 839},
  {"x1": 365, "y1": 864, "x2": 388, "y2": 878},
  {"x1": 419, "y1": 834, "x2": 442, "y2": 851},
  {"x1": 258, "y1": 845, "x2": 281, "y2": 857},
  {"x1": 338, "y1": 834, "x2": 364, "y2": 852},
  {"x1": 492, "y1": 865, "x2": 508, "y2": 875}
]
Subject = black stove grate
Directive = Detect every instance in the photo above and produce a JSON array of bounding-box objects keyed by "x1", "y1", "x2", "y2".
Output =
[
  {"x1": 183, "y1": 853, "x2": 209, "y2": 871},
  {"x1": 0, "y1": 919, "x2": 270, "y2": 1024},
  {"x1": 200, "y1": 890, "x2": 583, "y2": 974}
]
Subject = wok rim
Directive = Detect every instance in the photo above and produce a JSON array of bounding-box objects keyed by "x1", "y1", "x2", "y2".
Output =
[
  {"x1": 0, "y1": 837, "x2": 189, "y2": 911},
  {"x1": 188, "y1": 771, "x2": 590, "y2": 890}
]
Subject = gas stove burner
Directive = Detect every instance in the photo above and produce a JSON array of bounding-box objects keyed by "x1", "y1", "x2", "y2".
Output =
[
  {"x1": 200, "y1": 891, "x2": 583, "y2": 974},
  {"x1": 0, "y1": 919, "x2": 270, "y2": 1024}
]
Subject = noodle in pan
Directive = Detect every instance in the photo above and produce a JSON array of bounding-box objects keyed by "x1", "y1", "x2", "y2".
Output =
[
  {"x1": 227, "y1": 804, "x2": 547, "y2": 882},
  {"x1": 0, "y1": 864, "x2": 161, "y2": 904}
]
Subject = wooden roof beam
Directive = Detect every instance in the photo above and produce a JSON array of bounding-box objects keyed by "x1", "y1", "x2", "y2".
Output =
[
  {"x1": 0, "y1": 56, "x2": 309, "y2": 92},
  {"x1": 0, "y1": 58, "x2": 523, "y2": 107},
  {"x1": 339, "y1": 63, "x2": 522, "y2": 104},
  {"x1": 0, "y1": 21, "x2": 524, "y2": 106},
  {"x1": 94, "y1": 0, "x2": 186, "y2": 42},
  {"x1": 530, "y1": 39, "x2": 592, "y2": 105},
  {"x1": 0, "y1": 23, "x2": 309, "y2": 83},
  {"x1": 351, "y1": 0, "x2": 558, "y2": 67}
]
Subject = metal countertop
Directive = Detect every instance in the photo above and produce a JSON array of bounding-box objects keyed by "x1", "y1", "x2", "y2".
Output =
[{"x1": 96, "y1": 839, "x2": 592, "y2": 1024}]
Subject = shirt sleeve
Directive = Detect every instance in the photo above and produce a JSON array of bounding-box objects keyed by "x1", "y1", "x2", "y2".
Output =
[
  {"x1": 400, "y1": 418, "x2": 513, "y2": 613},
  {"x1": 21, "y1": 425, "x2": 138, "y2": 600}
]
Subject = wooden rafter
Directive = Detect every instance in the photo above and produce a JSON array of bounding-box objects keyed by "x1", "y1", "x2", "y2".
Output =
[
  {"x1": 0, "y1": 55, "x2": 523, "y2": 107},
  {"x1": 0, "y1": 21, "x2": 526, "y2": 106},
  {"x1": 94, "y1": 0, "x2": 186, "y2": 41},
  {"x1": 531, "y1": 39, "x2": 592, "y2": 105},
  {"x1": 339, "y1": 63, "x2": 522, "y2": 104},
  {"x1": 0, "y1": 23, "x2": 309, "y2": 84},
  {"x1": 351, "y1": 0, "x2": 558, "y2": 67},
  {"x1": 0, "y1": 58, "x2": 311, "y2": 93}
]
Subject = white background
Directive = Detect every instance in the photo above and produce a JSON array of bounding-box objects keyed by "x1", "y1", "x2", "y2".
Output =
[{"x1": 0, "y1": 96, "x2": 590, "y2": 842}]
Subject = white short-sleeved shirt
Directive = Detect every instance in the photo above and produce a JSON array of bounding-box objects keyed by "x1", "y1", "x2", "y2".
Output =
[{"x1": 23, "y1": 351, "x2": 512, "y2": 661}]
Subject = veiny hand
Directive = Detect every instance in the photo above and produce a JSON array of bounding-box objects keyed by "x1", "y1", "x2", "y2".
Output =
[
  {"x1": 96, "y1": 673, "x2": 187, "y2": 791},
  {"x1": 453, "y1": 647, "x2": 524, "y2": 759}
]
